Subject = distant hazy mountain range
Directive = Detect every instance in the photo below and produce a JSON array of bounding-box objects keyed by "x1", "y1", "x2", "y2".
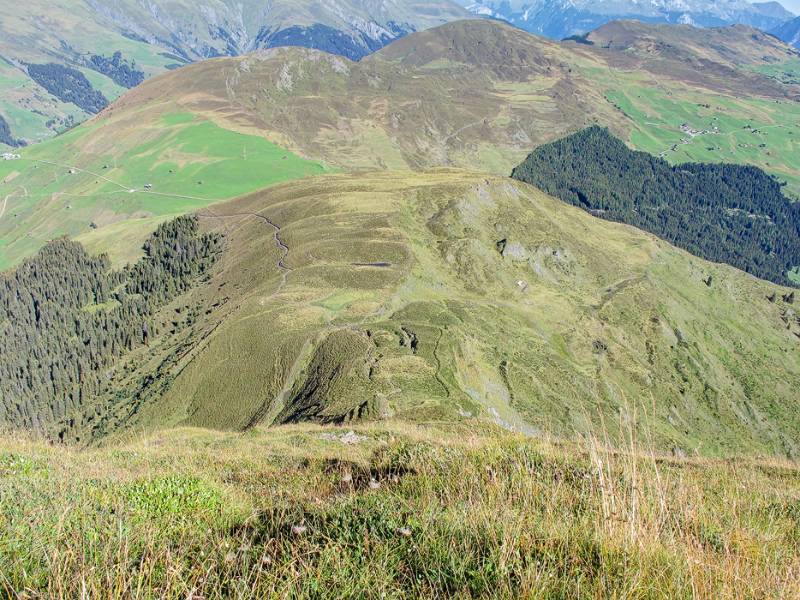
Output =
[
  {"x1": 77, "y1": 0, "x2": 470, "y2": 61},
  {"x1": 458, "y1": 0, "x2": 796, "y2": 39},
  {"x1": 773, "y1": 15, "x2": 800, "y2": 47}
]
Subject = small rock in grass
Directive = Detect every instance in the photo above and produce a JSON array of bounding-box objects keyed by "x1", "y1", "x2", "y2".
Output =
[
  {"x1": 397, "y1": 527, "x2": 412, "y2": 537},
  {"x1": 369, "y1": 479, "x2": 381, "y2": 490},
  {"x1": 340, "y1": 430, "x2": 367, "y2": 445},
  {"x1": 291, "y1": 524, "x2": 307, "y2": 536}
]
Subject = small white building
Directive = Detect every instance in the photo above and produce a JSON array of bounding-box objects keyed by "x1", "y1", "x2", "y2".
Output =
[{"x1": 2, "y1": 152, "x2": 21, "y2": 160}]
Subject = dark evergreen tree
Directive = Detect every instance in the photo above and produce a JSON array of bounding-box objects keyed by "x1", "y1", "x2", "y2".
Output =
[
  {"x1": 87, "y1": 52, "x2": 145, "y2": 88},
  {"x1": 26, "y1": 63, "x2": 108, "y2": 114}
]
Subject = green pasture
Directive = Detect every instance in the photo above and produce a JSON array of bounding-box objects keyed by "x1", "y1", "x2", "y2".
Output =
[
  {"x1": 748, "y1": 58, "x2": 800, "y2": 85},
  {"x1": 0, "y1": 114, "x2": 331, "y2": 269},
  {"x1": 605, "y1": 84, "x2": 800, "y2": 194}
]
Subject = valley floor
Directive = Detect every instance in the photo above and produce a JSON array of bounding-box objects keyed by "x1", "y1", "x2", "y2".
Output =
[{"x1": 1, "y1": 422, "x2": 798, "y2": 598}]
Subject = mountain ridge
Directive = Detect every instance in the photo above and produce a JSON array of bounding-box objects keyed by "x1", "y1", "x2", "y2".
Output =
[
  {"x1": 5, "y1": 170, "x2": 798, "y2": 457},
  {"x1": 0, "y1": 19, "x2": 798, "y2": 456},
  {"x1": 460, "y1": 0, "x2": 796, "y2": 39},
  {"x1": 0, "y1": 0, "x2": 471, "y2": 145},
  {"x1": 773, "y1": 14, "x2": 800, "y2": 47},
  {"x1": 3, "y1": 18, "x2": 800, "y2": 271},
  {"x1": 1, "y1": 9, "x2": 800, "y2": 597}
]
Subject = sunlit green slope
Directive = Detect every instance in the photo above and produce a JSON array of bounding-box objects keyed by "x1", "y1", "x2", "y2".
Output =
[
  {"x1": 52, "y1": 171, "x2": 800, "y2": 457},
  {"x1": 0, "y1": 112, "x2": 330, "y2": 269}
]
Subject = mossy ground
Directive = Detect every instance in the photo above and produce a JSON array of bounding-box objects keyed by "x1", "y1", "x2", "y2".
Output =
[{"x1": 1, "y1": 422, "x2": 798, "y2": 598}]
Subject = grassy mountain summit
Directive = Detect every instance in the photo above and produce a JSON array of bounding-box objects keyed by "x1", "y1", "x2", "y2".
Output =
[{"x1": 585, "y1": 19, "x2": 798, "y2": 65}]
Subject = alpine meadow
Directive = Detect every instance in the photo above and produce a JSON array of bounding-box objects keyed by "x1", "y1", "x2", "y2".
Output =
[{"x1": 1, "y1": 2, "x2": 799, "y2": 598}]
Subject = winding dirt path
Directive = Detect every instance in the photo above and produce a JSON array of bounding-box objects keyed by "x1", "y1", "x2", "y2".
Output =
[
  {"x1": 0, "y1": 186, "x2": 27, "y2": 221},
  {"x1": 194, "y1": 208, "x2": 299, "y2": 430},
  {"x1": 197, "y1": 209, "x2": 291, "y2": 284}
]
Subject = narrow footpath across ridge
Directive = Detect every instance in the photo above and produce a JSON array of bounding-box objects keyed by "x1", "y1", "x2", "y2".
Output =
[
  {"x1": 196, "y1": 210, "x2": 291, "y2": 279},
  {"x1": 194, "y1": 208, "x2": 296, "y2": 430}
]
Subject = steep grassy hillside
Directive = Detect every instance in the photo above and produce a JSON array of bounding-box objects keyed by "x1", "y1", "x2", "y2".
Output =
[
  {"x1": 578, "y1": 21, "x2": 800, "y2": 191},
  {"x1": 4, "y1": 19, "x2": 800, "y2": 269},
  {"x1": 112, "y1": 19, "x2": 797, "y2": 177},
  {"x1": 27, "y1": 171, "x2": 795, "y2": 457},
  {"x1": 1, "y1": 422, "x2": 798, "y2": 598},
  {"x1": 584, "y1": 20, "x2": 797, "y2": 66},
  {"x1": 0, "y1": 1, "x2": 469, "y2": 144}
]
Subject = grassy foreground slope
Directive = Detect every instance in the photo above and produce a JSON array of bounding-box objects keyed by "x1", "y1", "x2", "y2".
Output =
[
  {"x1": 1, "y1": 423, "x2": 799, "y2": 598},
  {"x1": 61, "y1": 171, "x2": 800, "y2": 457}
]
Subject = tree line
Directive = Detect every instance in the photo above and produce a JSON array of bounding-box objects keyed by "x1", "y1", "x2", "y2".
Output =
[
  {"x1": 87, "y1": 52, "x2": 145, "y2": 89},
  {"x1": 511, "y1": 126, "x2": 800, "y2": 287},
  {"x1": 0, "y1": 216, "x2": 222, "y2": 430},
  {"x1": 0, "y1": 114, "x2": 24, "y2": 147}
]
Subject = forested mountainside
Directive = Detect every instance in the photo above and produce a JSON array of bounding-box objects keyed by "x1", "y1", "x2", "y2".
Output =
[
  {"x1": 0, "y1": 217, "x2": 221, "y2": 434},
  {"x1": 511, "y1": 127, "x2": 800, "y2": 286},
  {"x1": 26, "y1": 63, "x2": 109, "y2": 115},
  {"x1": 0, "y1": 19, "x2": 798, "y2": 456},
  {"x1": 1, "y1": 172, "x2": 797, "y2": 456},
  {"x1": 0, "y1": 115, "x2": 24, "y2": 148},
  {"x1": 1, "y1": 8, "x2": 800, "y2": 597},
  {"x1": 0, "y1": 0, "x2": 468, "y2": 145}
]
